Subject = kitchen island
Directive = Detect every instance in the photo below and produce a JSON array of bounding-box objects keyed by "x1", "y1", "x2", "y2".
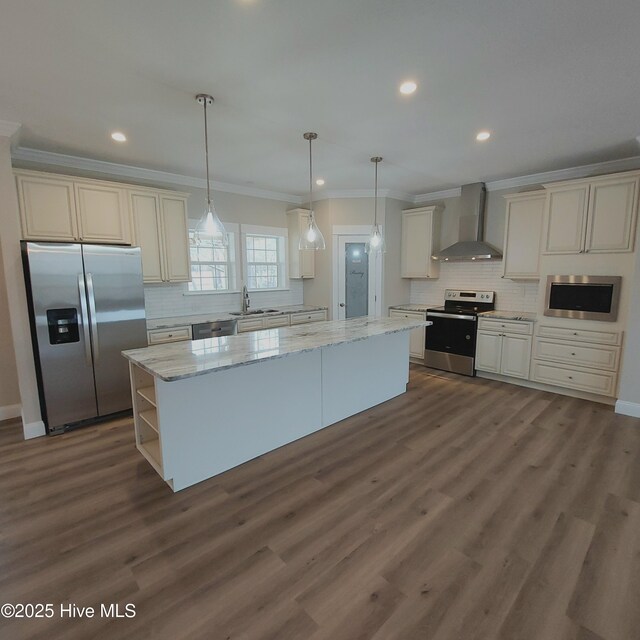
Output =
[{"x1": 123, "y1": 316, "x2": 428, "y2": 491}]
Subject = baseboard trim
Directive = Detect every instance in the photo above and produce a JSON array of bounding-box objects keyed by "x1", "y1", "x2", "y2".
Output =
[
  {"x1": 22, "y1": 413, "x2": 46, "y2": 439},
  {"x1": 615, "y1": 400, "x2": 640, "y2": 419},
  {"x1": 0, "y1": 403, "x2": 21, "y2": 421}
]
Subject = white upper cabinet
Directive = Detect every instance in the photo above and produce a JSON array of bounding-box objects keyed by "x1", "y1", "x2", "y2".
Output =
[
  {"x1": 287, "y1": 209, "x2": 315, "y2": 279},
  {"x1": 16, "y1": 170, "x2": 131, "y2": 244},
  {"x1": 129, "y1": 191, "x2": 164, "y2": 283},
  {"x1": 401, "y1": 206, "x2": 441, "y2": 278},
  {"x1": 585, "y1": 176, "x2": 638, "y2": 252},
  {"x1": 130, "y1": 191, "x2": 191, "y2": 284},
  {"x1": 75, "y1": 182, "x2": 130, "y2": 244},
  {"x1": 16, "y1": 173, "x2": 78, "y2": 241},
  {"x1": 159, "y1": 196, "x2": 191, "y2": 283},
  {"x1": 543, "y1": 171, "x2": 639, "y2": 254},
  {"x1": 502, "y1": 192, "x2": 545, "y2": 279}
]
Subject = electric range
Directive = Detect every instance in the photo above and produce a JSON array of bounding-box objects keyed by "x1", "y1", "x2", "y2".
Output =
[{"x1": 424, "y1": 289, "x2": 495, "y2": 376}]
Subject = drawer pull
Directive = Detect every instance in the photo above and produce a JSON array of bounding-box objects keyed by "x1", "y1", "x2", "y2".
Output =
[
  {"x1": 168, "y1": 334, "x2": 173, "y2": 337},
  {"x1": 573, "y1": 332, "x2": 578, "y2": 336},
  {"x1": 571, "y1": 352, "x2": 576, "y2": 356},
  {"x1": 568, "y1": 376, "x2": 573, "y2": 379}
]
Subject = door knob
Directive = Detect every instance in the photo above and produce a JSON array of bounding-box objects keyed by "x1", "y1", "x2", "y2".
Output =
[{"x1": 339, "y1": 303, "x2": 346, "y2": 307}]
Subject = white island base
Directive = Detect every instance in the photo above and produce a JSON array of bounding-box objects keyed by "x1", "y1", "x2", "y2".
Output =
[{"x1": 129, "y1": 330, "x2": 412, "y2": 492}]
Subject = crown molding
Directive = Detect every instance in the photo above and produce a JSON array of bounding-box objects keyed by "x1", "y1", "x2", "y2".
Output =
[
  {"x1": 484, "y1": 155, "x2": 640, "y2": 192},
  {"x1": 11, "y1": 147, "x2": 303, "y2": 204},
  {"x1": 12, "y1": 145, "x2": 640, "y2": 207},
  {"x1": 314, "y1": 188, "x2": 413, "y2": 202},
  {"x1": 0, "y1": 120, "x2": 21, "y2": 140},
  {"x1": 413, "y1": 187, "x2": 461, "y2": 203}
]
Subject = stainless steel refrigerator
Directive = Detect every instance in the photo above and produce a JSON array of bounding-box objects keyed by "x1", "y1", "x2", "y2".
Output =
[{"x1": 21, "y1": 241, "x2": 147, "y2": 434}]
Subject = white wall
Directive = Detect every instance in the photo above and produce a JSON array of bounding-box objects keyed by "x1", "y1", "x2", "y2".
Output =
[
  {"x1": 0, "y1": 140, "x2": 45, "y2": 437},
  {"x1": 0, "y1": 241, "x2": 20, "y2": 418},
  {"x1": 616, "y1": 219, "x2": 640, "y2": 416}
]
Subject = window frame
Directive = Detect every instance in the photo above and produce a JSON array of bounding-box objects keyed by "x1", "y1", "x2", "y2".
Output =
[
  {"x1": 185, "y1": 222, "x2": 241, "y2": 295},
  {"x1": 241, "y1": 224, "x2": 289, "y2": 292}
]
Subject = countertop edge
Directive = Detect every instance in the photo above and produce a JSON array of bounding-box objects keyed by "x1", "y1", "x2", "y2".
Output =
[{"x1": 125, "y1": 320, "x2": 429, "y2": 382}]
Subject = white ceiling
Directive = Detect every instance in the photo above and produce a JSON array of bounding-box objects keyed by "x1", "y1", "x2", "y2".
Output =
[{"x1": 1, "y1": 0, "x2": 640, "y2": 197}]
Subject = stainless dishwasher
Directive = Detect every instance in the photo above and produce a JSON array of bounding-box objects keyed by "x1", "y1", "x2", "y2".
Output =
[{"x1": 192, "y1": 319, "x2": 237, "y2": 340}]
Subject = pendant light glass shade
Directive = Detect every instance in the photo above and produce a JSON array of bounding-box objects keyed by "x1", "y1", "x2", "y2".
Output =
[
  {"x1": 195, "y1": 94, "x2": 228, "y2": 247},
  {"x1": 299, "y1": 132, "x2": 326, "y2": 251},
  {"x1": 299, "y1": 210, "x2": 326, "y2": 250},
  {"x1": 366, "y1": 156, "x2": 385, "y2": 254}
]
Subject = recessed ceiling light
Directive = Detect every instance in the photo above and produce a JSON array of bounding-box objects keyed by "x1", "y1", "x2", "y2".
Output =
[
  {"x1": 476, "y1": 130, "x2": 491, "y2": 142},
  {"x1": 399, "y1": 80, "x2": 417, "y2": 95},
  {"x1": 316, "y1": 178, "x2": 325, "y2": 186},
  {"x1": 111, "y1": 131, "x2": 127, "y2": 142}
]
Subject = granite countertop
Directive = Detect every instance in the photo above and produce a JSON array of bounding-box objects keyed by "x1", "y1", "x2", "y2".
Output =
[
  {"x1": 124, "y1": 316, "x2": 429, "y2": 382},
  {"x1": 478, "y1": 310, "x2": 537, "y2": 322},
  {"x1": 389, "y1": 304, "x2": 431, "y2": 313},
  {"x1": 147, "y1": 305, "x2": 328, "y2": 331}
]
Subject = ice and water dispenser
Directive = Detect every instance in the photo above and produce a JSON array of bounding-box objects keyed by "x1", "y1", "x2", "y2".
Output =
[{"x1": 46, "y1": 308, "x2": 80, "y2": 345}]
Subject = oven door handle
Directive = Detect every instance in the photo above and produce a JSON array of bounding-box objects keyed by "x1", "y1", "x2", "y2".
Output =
[{"x1": 426, "y1": 312, "x2": 477, "y2": 321}]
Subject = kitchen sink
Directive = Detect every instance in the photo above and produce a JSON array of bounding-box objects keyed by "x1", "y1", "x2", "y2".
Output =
[{"x1": 229, "y1": 309, "x2": 280, "y2": 316}]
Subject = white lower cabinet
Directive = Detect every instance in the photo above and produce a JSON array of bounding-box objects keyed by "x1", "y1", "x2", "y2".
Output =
[
  {"x1": 147, "y1": 326, "x2": 192, "y2": 345},
  {"x1": 475, "y1": 331, "x2": 503, "y2": 374},
  {"x1": 532, "y1": 324, "x2": 621, "y2": 397},
  {"x1": 476, "y1": 319, "x2": 533, "y2": 379},
  {"x1": 289, "y1": 310, "x2": 328, "y2": 325},
  {"x1": 389, "y1": 309, "x2": 426, "y2": 360},
  {"x1": 238, "y1": 310, "x2": 327, "y2": 333}
]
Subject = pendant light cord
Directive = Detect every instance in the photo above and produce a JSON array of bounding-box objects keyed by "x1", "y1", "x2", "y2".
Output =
[
  {"x1": 203, "y1": 99, "x2": 211, "y2": 208},
  {"x1": 308, "y1": 135, "x2": 313, "y2": 215},
  {"x1": 374, "y1": 160, "x2": 378, "y2": 226}
]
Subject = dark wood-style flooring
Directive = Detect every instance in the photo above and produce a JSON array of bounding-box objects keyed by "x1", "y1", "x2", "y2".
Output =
[{"x1": 1, "y1": 366, "x2": 640, "y2": 640}]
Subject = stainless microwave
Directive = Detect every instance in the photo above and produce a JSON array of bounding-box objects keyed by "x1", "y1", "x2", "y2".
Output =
[{"x1": 544, "y1": 275, "x2": 621, "y2": 322}]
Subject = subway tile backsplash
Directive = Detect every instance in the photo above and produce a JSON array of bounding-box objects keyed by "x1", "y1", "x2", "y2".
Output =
[
  {"x1": 409, "y1": 261, "x2": 539, "y2": 312},
  {"x1": 144, "y1": 281, "x2": 304, "y2": 319}
]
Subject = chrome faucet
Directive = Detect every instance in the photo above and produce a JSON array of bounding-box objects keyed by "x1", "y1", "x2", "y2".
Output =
[{"x1": 242, "y1": 284, "x2": 250, "y2": 314}]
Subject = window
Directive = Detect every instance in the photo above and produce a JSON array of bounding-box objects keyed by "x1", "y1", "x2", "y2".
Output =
[
  {"x1": 244, "y1": 229, "x2": 287, "y2": 290},
  {"x1": 187, "y1": 229, "x2": 237, "y2": 292}
]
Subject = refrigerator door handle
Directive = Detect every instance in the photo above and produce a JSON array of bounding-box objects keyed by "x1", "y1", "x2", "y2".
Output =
[
  {"x1": 77, "y1": 273, "x2": 92, "y2": 367},
  {"x1": 86, "y1": 273, "x2": 100, "y2": 363}
]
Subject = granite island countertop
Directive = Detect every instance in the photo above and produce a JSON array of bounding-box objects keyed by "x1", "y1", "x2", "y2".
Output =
[
  {"x1": 146, "y1": 304, "x2": 328, "y2": 331},
  {"x1": 124, "y1": 316, "x2": 429, "y2": 382}
]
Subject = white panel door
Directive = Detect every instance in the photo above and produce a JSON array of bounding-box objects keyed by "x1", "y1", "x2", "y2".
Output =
[
  {"x1": 75, "y1": 183, "x2": 130, "y2": 244},
  {"x1": 585, "y1": 177, "x2": 638, "y2": 253},
  {"x1": 500, "y1": 334, "x2": 532, "y2": 379},
  {"x1": 160, "y1": 196, "x2": 190, "y2": 283},
  {"x1": 475, "y1": 331, "x2": 502, "y2": 373},
  {"x1": 130, "y1": 191, "x2": 164, "y2": 283},
  {"x1": 543, "y1": 185, "x2": 589, "y2": 254},
  {"x1": 17, "y1": 174, "x2": 78, "y2": 240}
]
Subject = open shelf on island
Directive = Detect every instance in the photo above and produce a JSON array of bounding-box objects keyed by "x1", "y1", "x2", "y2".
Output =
[
  {"x1": 138, "y1": 438, "x2": 162, "y2": 475},
  {"x1": 139, "y1": 409, "x2": 159, "y2": 433},
  {"x1": 137, "y1": 386, "x2": 156, "y2": 406}
]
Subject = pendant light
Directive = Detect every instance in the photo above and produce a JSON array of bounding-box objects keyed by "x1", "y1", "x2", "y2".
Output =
[
  {"x1": 194, "y1": 93, "x2": 228, "y2": 246},
  {"x1": 366, "y1": 156, "x2": 385, "y2": 253},
  {"x1": 299, "y1": 132, "x2": 326, "y2": 251}
]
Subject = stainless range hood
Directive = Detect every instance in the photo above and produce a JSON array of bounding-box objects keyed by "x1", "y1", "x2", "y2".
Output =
[{"x1": 432, "y1": 182, "x2": 502, "y2": 261}]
